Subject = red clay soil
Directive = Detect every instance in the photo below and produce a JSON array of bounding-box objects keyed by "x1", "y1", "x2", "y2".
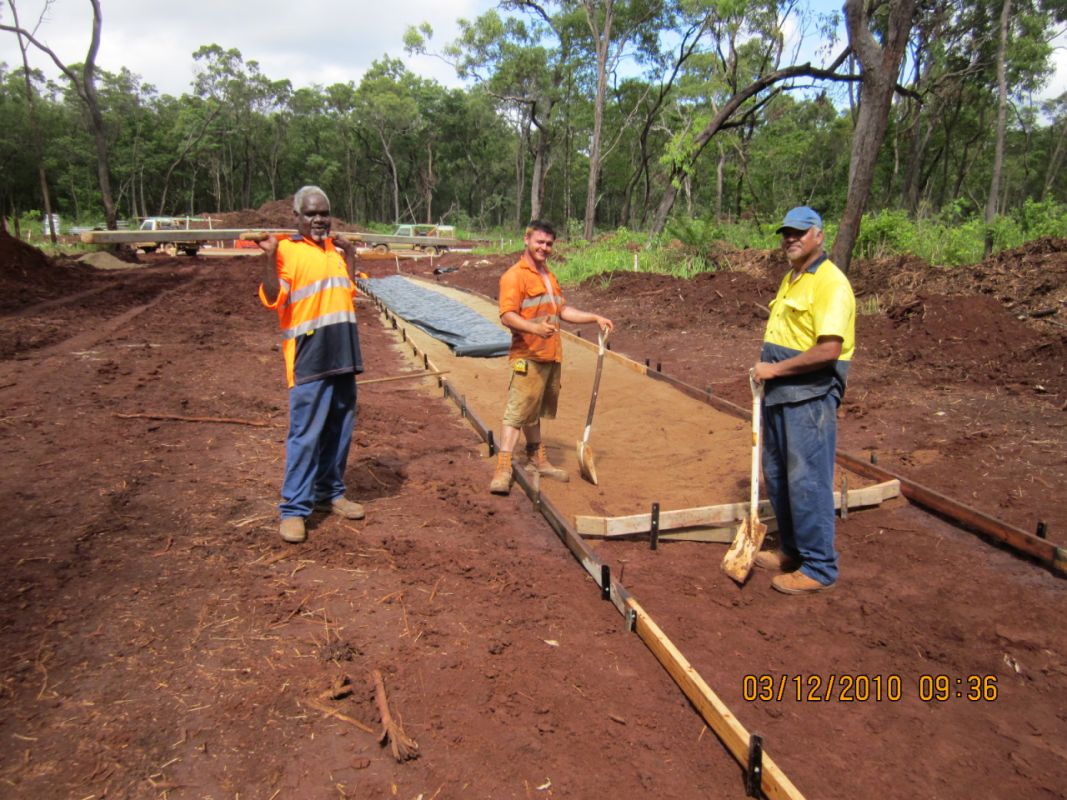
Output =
[{"x1": 1, "y1": 234, "x2": 1065, "y2": 799}]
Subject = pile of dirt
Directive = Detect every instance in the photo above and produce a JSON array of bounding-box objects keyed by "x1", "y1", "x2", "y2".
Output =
[
  {"x1": 211, "y1": 197, "x2": 358, "y2": 232},
  {"x1": 848, "y1": 237, "x2": 1067, "y2": 319},
  {"x1": 0, "y1": 229, "x2": 99, "y2": 312},
  {"x1": 869, "y1": 293, "x2": 1066, "y2": 393}
]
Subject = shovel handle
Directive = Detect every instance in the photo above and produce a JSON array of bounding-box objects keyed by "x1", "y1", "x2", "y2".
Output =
[
  {"x1": 749, "y1": 369, "x2": 763, "y2": 513},
  {"x1": 583, "y1": 328, "x2": 609, "y2": 433}
]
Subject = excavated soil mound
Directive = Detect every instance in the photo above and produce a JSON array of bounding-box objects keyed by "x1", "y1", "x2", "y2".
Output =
[
  {"x1": 868, "y1": 293, "x2": 1067, "y2": 393},
  {"x1": 211, "y1": 197, "x2": 359, "y2": 232},
  {"x1": 0, "y1": 229, "x2": 98, "y2": 312}
]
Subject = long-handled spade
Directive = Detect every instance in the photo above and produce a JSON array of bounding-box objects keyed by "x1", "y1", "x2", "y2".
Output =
[
  {"x1": 576, "y1": 328, "x2": 609, "y2": 485},
  {"x1": 722, "y1": 372, "x2": 768, "y2": 584}
]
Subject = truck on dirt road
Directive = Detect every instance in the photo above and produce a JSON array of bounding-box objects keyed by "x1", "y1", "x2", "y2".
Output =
[
  {"x1": 366, "y1": 224, "x2": 458, "y2": 255},
  {"x1": 134, "y1": 217, "x2": 207, "y2": 256}
]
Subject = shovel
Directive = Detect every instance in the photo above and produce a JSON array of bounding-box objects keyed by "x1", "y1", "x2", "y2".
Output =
[
  {"x1": 577, "y1": 328, "x2": 609, "y2": 485},
  {"x1": 722, "y1": 371, "x2": 768, "y2": 584}
]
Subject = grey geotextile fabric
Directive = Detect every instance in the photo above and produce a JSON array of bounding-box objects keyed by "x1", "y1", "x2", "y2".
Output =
[{"x1": 361, "y1": 275, "x2": 510, "y2": 358}]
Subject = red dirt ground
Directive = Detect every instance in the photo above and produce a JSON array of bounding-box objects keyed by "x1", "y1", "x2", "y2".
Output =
[{"x1": 1, "y1": 228, "x2": 1065, "y2": 799}]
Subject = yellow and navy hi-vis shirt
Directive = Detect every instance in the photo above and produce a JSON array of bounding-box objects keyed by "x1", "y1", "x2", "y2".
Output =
[
  {"x1": 258, "y1": 235, "x2": 363, "y2": 388},
  {"x1": 760, "y1": 254, "x2": 855, "y2": 407}
]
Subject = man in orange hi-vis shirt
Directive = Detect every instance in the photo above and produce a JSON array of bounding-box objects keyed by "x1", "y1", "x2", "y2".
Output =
[
  {"x1": 258, "y1": 186, "x2": 366, "y2": 544},
  {"x1": 489, "y1": 220, "x2": 614, "y2": 495}
]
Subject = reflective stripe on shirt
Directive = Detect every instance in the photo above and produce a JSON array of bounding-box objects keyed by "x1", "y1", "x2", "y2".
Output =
[{"x1": 282, "y1": 310, "x2": 358, "y2": 340}]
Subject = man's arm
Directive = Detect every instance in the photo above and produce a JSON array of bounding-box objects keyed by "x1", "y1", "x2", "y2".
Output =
[
  {"x1": 500, "y1": 310, "x2": 558, "y2": 339},
  {"x1": 257, "y1": 235, "x2": 281, "y2": 304},
  {"x1": 753, "y1": 336, "x2": 842, "y2": 382},
  {"x1": 559, "y1": 306, "x2": 614, "y2": 332},
  {"x1": 333, "y1": 234, "x2": 358, "y2": 281}
]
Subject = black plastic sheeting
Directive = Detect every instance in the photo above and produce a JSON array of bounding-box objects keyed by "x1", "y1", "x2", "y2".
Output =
[{"x1": 362, "y1": 275, "x2": 511, "y2": 358}]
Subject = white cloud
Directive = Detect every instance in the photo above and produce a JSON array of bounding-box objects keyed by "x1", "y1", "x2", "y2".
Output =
[{"x1": 0, "y1": 0, "x2": 491, "y2": 96}]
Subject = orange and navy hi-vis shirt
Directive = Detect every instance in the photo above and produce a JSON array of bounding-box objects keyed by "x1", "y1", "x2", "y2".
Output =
[
  {"x1": 498, "y1": 255, "x2": 566, "y2": 363},
  {"x1": 259, "y1": 235, "x2": 363, "y2": 388}
]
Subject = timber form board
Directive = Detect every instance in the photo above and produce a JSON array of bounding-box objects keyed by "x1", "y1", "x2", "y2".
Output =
[{"x1": 576, "y1": 479, "x2": 902, "y2": 538}]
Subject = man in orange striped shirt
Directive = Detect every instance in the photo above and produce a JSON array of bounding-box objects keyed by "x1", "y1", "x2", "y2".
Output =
[
  {"x1": 489, "y1": 220, "x2": 614, "y2": 495},
  {"x1": 258, "y1": 186, "x2": 366, "y2": 543}
]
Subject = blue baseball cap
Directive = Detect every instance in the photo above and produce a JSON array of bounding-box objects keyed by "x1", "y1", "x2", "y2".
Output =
[{"x1": 776, "y1": 206, "x2": 823, "y2": 234}]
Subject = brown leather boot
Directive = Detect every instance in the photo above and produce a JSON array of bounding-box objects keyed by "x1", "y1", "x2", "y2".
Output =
[
  {"x1": 525, "y1": 442, "x2": 569, "y2": 482},
  {"x1": 489, "y1": 451, "x2": 513, "y2": 495}
]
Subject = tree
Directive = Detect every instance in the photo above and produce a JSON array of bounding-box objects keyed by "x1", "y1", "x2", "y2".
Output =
[
  {"x1": 1, "y1": 0, "x2": 118, "y2": 228},
  {"x1": 831, "y1": 0, "x2": 918, "y2": 273},
  {"x1": 6, "y1": 0, "x2": 56, "y2": 241}
]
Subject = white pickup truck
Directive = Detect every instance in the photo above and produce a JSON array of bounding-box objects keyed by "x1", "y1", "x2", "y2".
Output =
[
  {"x1": 366, "y1": 224, "x2": 457, "y2": 255},
  {"x1": 134, "y1": 218, "x2": 204, "y2": 256}
]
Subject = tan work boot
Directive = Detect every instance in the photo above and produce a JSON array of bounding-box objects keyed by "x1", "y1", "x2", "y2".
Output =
[
  {"x1": 280, "y1": 517, "x2": 307, "y2": 543},
  {"x1": 316, "y1": 496, "x2": 365, "y2": 520},
  {"x1": 754, "y1": 550, "x2": 801, "y2": 573},
  {"x1": 772, "y1": 571, "x2": 834, "y2": 595},
  {"x1": 489, "y1": 451, "x2": 513, "y2": 495},
  {"x1": 525, "y1": 443, "x2": 569, "y2": 482}
]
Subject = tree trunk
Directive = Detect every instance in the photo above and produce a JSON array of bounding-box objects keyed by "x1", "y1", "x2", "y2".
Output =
[
  {"x1": 582, "y1": 0, "x2": 614, "y2": 240},
  {"x1": 983, "y1": 0, "x2": 1011, "y2": 257},
  {"x1": 530, "y1": 129, "x2": 549, "y2": 222},
  {"x1": 1042, "y1": 115, "x2": 1067, "y2": 199},
  {"x1": 831, "y1": 0, "x2": 917, "y2": 274},
  {"x1": 515, "y1": 114, "x2": 529, "y2": 228}
]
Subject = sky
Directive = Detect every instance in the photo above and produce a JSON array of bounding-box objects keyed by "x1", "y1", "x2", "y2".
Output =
[
  {"x1": 0, "y1": 0, "x2": 1063, "y2": 102},
  {"x1": 0, "y1": 0, "x2": 498, "y2": 96}
]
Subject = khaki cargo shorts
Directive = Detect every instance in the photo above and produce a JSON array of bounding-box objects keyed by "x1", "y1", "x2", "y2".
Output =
[{"x1": 502, "y1": 359, "x2": 562, "y2": 428}]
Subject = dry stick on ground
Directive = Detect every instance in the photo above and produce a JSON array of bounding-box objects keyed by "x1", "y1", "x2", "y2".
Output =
[
  {"x1": 372, "y1": 670, "x2": 419, "y2": 762},
  {"x1": 305, "y1": 697, "x2": 376, "y2": 735},
  {"x1": 113, "y1": 412, "x2": 269, "y2": 427}
]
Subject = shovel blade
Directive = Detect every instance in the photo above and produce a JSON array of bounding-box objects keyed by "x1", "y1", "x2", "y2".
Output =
[
  {"x1": 721, "y1": 517, "x2": 769, "y2": 584},
  {"x1": 576, "y1": 440, "x2": 598, "y2": 485}
]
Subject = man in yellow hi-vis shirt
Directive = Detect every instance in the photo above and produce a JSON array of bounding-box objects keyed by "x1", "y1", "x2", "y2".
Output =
[{"x1": 753, "y1": 207, "x2": 855, "y2": 594}]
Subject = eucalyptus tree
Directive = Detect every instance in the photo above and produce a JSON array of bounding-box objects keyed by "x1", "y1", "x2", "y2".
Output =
[
  {"x1": 832, "y1": 0, "x2": 918, "y2": 273},
  {"x1": 412, "y1": 8, "x2": 581, "y2": 224},
  {"x1": 192, "y1": 44, "x2": 292, "y2": 211},
  {"x1": 5, "y1": 0, "x2": 56, "y2": 240},
  {"x1": 1, "y1": 0, "x2": 117, "y2": 228},
  {"x1": 355, "y1": 58, "x2": 425, "y2": 224},
  {"x1": 648, "y1": 0, "x2": 851, "y2": 236}
]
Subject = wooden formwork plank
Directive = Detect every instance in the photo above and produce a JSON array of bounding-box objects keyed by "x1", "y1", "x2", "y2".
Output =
[
  {"x1": 576, "y1": 480, "x2": 901, "y2": 537},
  {"x1": 837, "y1": 453, "x2": 1065, "y2": 574},
  {"x1": 627, "y1": 598, "x2": 807, "y2": 800}
]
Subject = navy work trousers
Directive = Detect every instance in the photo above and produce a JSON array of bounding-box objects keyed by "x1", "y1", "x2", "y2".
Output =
[
  {"x1": 761, "y1": 393, "x2": 839, "y2": 585},
  {"x1": 279, "y1": 374, "x2": 357, "y2": 519}
]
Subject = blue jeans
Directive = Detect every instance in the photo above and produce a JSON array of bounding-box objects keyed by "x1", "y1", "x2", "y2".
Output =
[
  {"x1": 762, "y1": 394, "x2": 839, "y2": 585},
  {"x1": 279, "y1": 374, "x2": 357, "y2": 519}
]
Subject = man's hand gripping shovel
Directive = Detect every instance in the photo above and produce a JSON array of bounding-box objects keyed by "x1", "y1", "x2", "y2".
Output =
[
  {"x1": 722, "y1": 371, "x2": 768, "y2": 584},
  {"x1": 576, "y1": 327, "x2": 608, "y2": 485}
]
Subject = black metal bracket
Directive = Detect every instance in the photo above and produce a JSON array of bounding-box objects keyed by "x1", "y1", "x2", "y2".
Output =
[
  {"x1": 650, "y1": 502, "x2": 660, "y2": 550},
  {"x1": 1036, "y1": 520, "x2": 1048, "y2": 539},
  {"x1": 487, "y1": 430, "x2": 496, "y2": 457},
  {"x1": 601, "y1": 564, "x2": 611, "y2": 601},
  {"x1": 745, "y1": 734, "x2": 764, "y2": 797}
]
